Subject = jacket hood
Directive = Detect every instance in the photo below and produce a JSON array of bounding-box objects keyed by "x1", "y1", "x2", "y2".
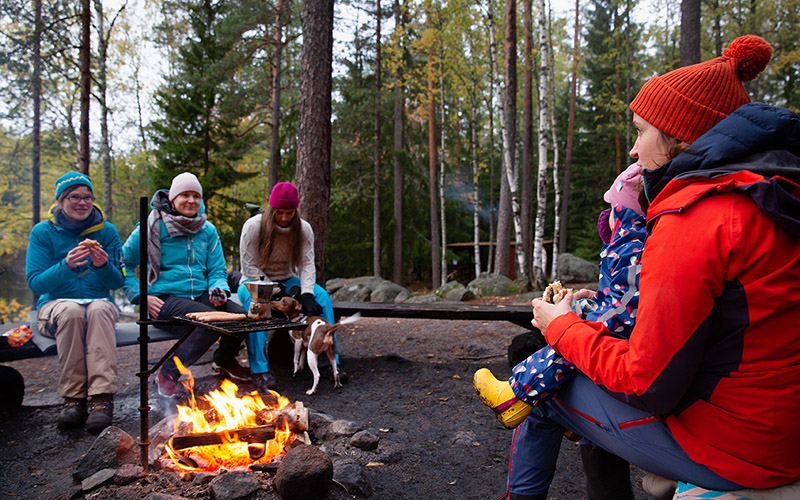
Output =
[{"x1": 643, "y1": 103, "x2": 800, "y2": 238}]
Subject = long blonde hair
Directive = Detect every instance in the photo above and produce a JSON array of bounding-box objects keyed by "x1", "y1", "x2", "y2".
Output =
[{"x1": 257, "y1": 205, "x2": 303, "y2": 271}]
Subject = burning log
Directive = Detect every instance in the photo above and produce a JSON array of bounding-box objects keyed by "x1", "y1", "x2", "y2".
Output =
[
  {"x1": 255, "y1": 402, "x2": 309, "y2": 431},
  {"x1": 171, "y1": 425, "x2": 276, "y2": 451}
]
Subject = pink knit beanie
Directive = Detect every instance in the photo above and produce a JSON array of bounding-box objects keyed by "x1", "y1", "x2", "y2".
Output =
[
  {"x1": 268, "y1": 182, "x2": 300, "y2": 209},
  {"x1": 168, "y1": 172, "x2": 203, "y2": 201},
  {"x1": 629, "y1": 35, "x2": 772, "y2": 143},
  {"x1": 604, "y1": 164, "x2": 644, "y2": 216}
]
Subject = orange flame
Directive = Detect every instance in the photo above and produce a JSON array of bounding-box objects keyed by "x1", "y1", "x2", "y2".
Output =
[{"x1": 164, "y1": 357, "x2": 295, "y2": 471}]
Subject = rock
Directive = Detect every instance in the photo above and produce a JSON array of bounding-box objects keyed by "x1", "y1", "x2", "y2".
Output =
[
  {"x1": 144, "y1": 493, "x2": 192, "y2": 500},
  {"x1": 148, "y1": 416, "x2": 175, "y2": 466},
  {"x1": 370, "y1": 280, "x2": 410, "y2": 303},
  {"x1": 436, "y1": 281, "x2": 474, "y2": 302},
  {"x1": 274, "y1": 444, "x2": 333, "y2": 500},
  {"x1": 349, "y1": 430, "x2": 379, "y2": 451},
  {"x1": 555, "y1": 252, "x2": 598, "y2": 283},
  {"x1": 114, "y1": 463, "x2": 145, "y2": 485},
  {"x1": 333, "y1": 459, "x2": 372, "y2": 497},
  {"x1": 331, "y1": 282, "x2": 372, "y2": 302},
  {"x1": 405, "y1": 293, "x2": 441, "y2": 304},
  {"x1": 507, "y1": 332, "x2": 547, "y2": 368},
  {"x1": 81, "y1": 467, "x2": 116, "y2": 492},
  {"x1": 308, "y1": 409, "x2": 336, "y2": 436},
  {"x1": 73, "y1": 426, "x2": 137, "y2": 481},
  {"x1": 192, "y1": 471, "x2": 216, "y2": 485},
  {"x1": 466, "y1": 274, "x2": 523, "y2": 297},
  {"x1": 326, "y1": 419, "x2": 361, "y2": 439},
  {"x1": 209, "y1": 470, "x2": 261, "y2": 500}
]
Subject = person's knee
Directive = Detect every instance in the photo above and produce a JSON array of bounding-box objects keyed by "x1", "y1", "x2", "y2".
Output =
[{"x1": 54, "y1": 302, "x2": 86, "y2": 323}]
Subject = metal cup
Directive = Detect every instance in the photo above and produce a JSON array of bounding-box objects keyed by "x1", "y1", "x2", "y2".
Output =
[{"x1": 245, "y1": 281, "x2": 277, "y2": 318}]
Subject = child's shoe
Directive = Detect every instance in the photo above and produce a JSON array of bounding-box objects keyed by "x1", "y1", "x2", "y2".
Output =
[{"x1": 473, "y1": 368, "x2": 533, "y2": 428}]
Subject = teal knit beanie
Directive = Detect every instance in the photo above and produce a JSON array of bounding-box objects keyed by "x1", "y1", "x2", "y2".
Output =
[{"x1": 55, "y1": 171, "x2": 93, "y2": 199}]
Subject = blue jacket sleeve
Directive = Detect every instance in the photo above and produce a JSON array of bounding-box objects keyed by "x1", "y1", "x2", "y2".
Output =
[
  {"x1": 26, "y1": 224, "x2": 77, "y2": 296},
  {"x1": 122, "y1": 224, "x2": 142, "y2": 301},
  {"x1": 204, "y1": 224, "x2": 229, "y2": 293}
]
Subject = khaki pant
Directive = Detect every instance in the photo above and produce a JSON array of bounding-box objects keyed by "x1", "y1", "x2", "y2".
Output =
[{"x1": 37, "y1": 300, "x2": 118, "y2": 399}]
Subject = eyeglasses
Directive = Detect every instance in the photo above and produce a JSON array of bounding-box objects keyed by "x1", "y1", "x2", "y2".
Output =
[{"x1": 66, "y1": 195, "x2": 95, "y2": 204}]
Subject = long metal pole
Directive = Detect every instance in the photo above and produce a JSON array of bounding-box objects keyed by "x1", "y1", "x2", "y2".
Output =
[{"x1": 137, "y1": 196, "x2": 150, "y2": 470}]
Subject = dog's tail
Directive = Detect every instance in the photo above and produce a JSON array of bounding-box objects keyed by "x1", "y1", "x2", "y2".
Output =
[{"x1": 331, "y1": 312, "x2": 362, "y2": 329}]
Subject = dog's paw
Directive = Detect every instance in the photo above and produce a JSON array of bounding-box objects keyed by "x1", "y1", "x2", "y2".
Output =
[
  {"x1": 305, "y1": 388, "x2": 316, "y2": 396},
  {"x1": 334, "y1": 381, "x2": 342, "y2": 389}
]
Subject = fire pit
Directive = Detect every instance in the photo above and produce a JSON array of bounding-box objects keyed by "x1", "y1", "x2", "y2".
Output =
[{"x1": 161, "y1": 360, "x2": 309, "y2": 472}]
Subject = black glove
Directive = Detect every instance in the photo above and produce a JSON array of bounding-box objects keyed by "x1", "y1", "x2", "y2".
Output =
[
  {"x1": 270, "y1": 283, "x2": 287, "y2": 301},
  {"x1": 299, "y1": 293, "x2": 323, "y2": 317}
]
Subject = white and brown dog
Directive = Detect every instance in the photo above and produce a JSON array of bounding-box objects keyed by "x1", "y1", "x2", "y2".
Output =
[{"x1": 271, "y1": 296, "x2": 360, "y2": 395}]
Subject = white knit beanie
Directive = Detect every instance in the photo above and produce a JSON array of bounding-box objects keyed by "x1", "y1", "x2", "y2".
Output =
[{"x1": 168, "y1": 172, "x2": 203, "y2": 202}]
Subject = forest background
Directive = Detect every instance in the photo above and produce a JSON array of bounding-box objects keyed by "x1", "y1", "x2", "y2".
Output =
[{"x1": 0, "y1": 0, "x2": 798, "y2": 322}]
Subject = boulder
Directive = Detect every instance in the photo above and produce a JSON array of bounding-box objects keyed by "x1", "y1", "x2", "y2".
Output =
[
  {"x1": 466, "y1": 273, "x2": 523, "y2": 297},
  {"x1": 209, "y1": 470, "x2": 261, "y2": 500},
  {"x1": 274, "y1": 445, "x2": 333, "y2": 500},
  {"x1": 404, "y1": 293, "x2": 441, "y2": 304},
  {"x1": 555, "y1": 253, "x2": 599, "y2": 283},
  {"x1": 370, "y1": 280, "x2": 410, "y2": 303},
  {"x1": 349, "y1": 430, "x2": 379, "y2": 451},
  {"x1": 331, "y1": 282, "x2": 372, "y2": 302},
  {"x1": 436, "y1": 281, "x2": 474, "y2": 302}
]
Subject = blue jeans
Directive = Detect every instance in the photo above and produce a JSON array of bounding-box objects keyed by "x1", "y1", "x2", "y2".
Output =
[
  {"x1": 237, "y1": 276, "x2": 335, "y2": 374},
  {"x1": 506, "y1": 373, "x2": 743, "y2": 497}
]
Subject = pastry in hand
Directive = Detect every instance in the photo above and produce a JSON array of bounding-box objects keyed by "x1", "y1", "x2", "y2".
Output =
[
  {"x1": 78, "y1": 238, "x2": 102, "y2": 249},
  {"x1": 542, "y1": 280, "x2": 572, "y2": 304}
]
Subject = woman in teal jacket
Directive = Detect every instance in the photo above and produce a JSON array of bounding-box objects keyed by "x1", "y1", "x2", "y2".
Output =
[
  {"x1": 26, "y1": 171, "x2": 124, "y2": 434},
  {"x1": 122, "y1": 172, "x2": 251, "y2": 399}
]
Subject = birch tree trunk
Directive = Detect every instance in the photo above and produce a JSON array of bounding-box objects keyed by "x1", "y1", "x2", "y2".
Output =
[
  {"x1": 533, "y1": 0, "x2": 550, "y2": 288},
  {"x1": 486, "y1": 0, "x2": 497, "y2": 274},
  {"x1": 392, "y1": 0, "x2": 404, "y2": 285},
  {"x1": 546, "y1": 11, "x2": 561, "y2": 279},
  {"x1": 471, "y1": 78, "x2": 482, "y2": 279},
  {"x1": 439, "y1": 70, "x2": 447, "y2": 287},
  {"x1": 373, "y1": 0, "x2": 382, "y2": 277},
  {"x1": 269, "y1": 0, "x2": 287, "y2": 190},
  {"x1": 521, "y1": 0, "x2": 534, "y2": 285},
  {"x1": 426, "y1": 6, "x2": 441, "y2": 289},
  {"x1": 296, "y1": 0, "x2": 334, "y2": 284},
  {"x1": 79, "y1": 0, "x2": 91, "y2": 175}
]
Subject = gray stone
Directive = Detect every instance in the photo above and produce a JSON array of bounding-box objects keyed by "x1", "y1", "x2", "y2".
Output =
[
  {"x1": 73, "y1": 426, "x2": 137, "y2": 481},
  {"x1": 308, "y1": 409, "x2": 335, "y2": 437},
  {"x1": 327, "y1": 419, "x2": 361, "y2": 439},
  {"x1": 209, "y1": 470, "x2": 261, "y2": 500},
  {"x1": 370, "y1": 280, "x2": 410, "y2": 303},
  {"x1": 555, "y1": 252, "x2": 599, "y2": 283},
  {"x1": 192, "y1": 471, "x2": 216, "y2": 485},
  {"x1": 451, "y1": 431, "x2": 479, "y2": 447},
  {"x1": 81, "y1": 467, "x2": 116, "y2": 492},
  {"x1": 437, "y1": 281, "x2": 475, "y2": 302},
  {"x1": 332, "y1": 459, "x2": 372, "y2": 497},
  {"x1": 144, "y1": 493, "x2": 192, "y2": 500},
  {"x1": 274, "y1": 445, "x2": 333, "y2": 500},
  {"x1": 405, "y1": 293, "x2": 441, "y2": 304},
  {"x1": 466, "y1": 274, "x2": 523, "y2": 297},
  {"x1": 331, "y1": 282, "x2": 372, "y2": 302},
  {"x1": 114, "y1": 463, "x2": 145, "y2": 485},
  {"x1": 349, "y1": 430, "x2": 379, "y2": 451}
]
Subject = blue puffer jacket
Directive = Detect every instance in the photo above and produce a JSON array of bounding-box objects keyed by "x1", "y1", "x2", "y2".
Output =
[
  {"x1": 27, "y1": 206, "x2": 125, "y2": 310},
  {"x1": 122, "y1": 191, "x2": 229, "y2": 302}
]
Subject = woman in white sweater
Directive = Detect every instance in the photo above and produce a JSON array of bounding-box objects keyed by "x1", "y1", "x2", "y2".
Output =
[{"x1": 238, "y1": 182, "x2": 336, "y2": 390}]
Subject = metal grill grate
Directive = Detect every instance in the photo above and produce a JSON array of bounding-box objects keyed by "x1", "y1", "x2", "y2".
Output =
[{"x1": 171, "y1": 316, "x2": 306, "y2": 336}]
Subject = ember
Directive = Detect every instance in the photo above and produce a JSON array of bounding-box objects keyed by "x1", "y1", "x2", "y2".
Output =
[{"x1": 163, "y1": 358, "x2": 306, "y2": 472}]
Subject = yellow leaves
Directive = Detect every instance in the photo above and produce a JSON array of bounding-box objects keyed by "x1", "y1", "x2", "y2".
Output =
[{"x1": 0, "y1": 298, "x2": 28, "y2": 323}]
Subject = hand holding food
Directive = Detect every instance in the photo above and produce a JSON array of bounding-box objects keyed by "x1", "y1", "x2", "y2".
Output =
[
  {"x1": 532, "y1": 281, "x2": 577, "y2": 333},
  {"x1": 64, "y1": 245, "x2": 91, "y2": 269}
]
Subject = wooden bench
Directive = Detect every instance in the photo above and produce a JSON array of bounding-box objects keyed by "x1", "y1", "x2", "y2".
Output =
[{"x1": 331, "y1": 301, "x2": 534, "y2": 330}]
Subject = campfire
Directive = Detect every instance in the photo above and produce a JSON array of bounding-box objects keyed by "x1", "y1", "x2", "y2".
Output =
[{"x1": 162, "y1": 358, "x2": 308, "y2": 472}]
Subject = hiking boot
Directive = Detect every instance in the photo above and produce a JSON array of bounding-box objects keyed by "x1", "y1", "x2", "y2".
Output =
[
  {"x1": 473, "y1": 368, "x2": 533, "y2": 429},
  {"x1": 86, "y1": 394, "x2": 113, "y2": 434},
  {"x1": 256, "y1": 372, "x2": 278, "y2": 392},
  {"x1": 57, "y1": 398, "x2": 87, "y2": 429},
  {"x1": 157, "y1": 370, "x2": 181, "y2": 399},
  {"x1": 212, "y1": 357, "x2": 251, "y2": 382}
]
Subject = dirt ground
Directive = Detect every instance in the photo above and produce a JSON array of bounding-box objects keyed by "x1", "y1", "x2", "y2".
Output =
[{"x1": 0, "y1": 303, "x2": 653, "y2": 500}]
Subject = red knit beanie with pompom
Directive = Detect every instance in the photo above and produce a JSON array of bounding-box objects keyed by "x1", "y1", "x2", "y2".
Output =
[{"x1": 630, "y1": 35, "x2": 772, "y2": 143}]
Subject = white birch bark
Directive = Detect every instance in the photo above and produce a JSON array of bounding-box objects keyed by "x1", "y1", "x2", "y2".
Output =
[
  {"x1": 533, "y1": 0, "x2": 550, "y2": 288},
  {"x1": 439, "y1": 72, "x2": 448, "y2": 287},
  {"x1": 546, "y1": 7, "x2": 561, "y2": 280},
  {"x1": 471, "y1": 79, "x2": 482, "y2": 278}
]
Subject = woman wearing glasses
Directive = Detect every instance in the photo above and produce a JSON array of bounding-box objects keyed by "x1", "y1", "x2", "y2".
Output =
[{"x1": 26, "y1": 171, "x2": 125, "y2": 434}]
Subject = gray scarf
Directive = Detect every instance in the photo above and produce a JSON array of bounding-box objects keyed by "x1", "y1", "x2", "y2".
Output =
[{"x1": 147, "y1": 190, "x2": 207, "y2": 285}]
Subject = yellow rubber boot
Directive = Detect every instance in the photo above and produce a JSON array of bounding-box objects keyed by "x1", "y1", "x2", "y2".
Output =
[{"x1": 473, "y1": 368, "x2": 533, "y2": 429}]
